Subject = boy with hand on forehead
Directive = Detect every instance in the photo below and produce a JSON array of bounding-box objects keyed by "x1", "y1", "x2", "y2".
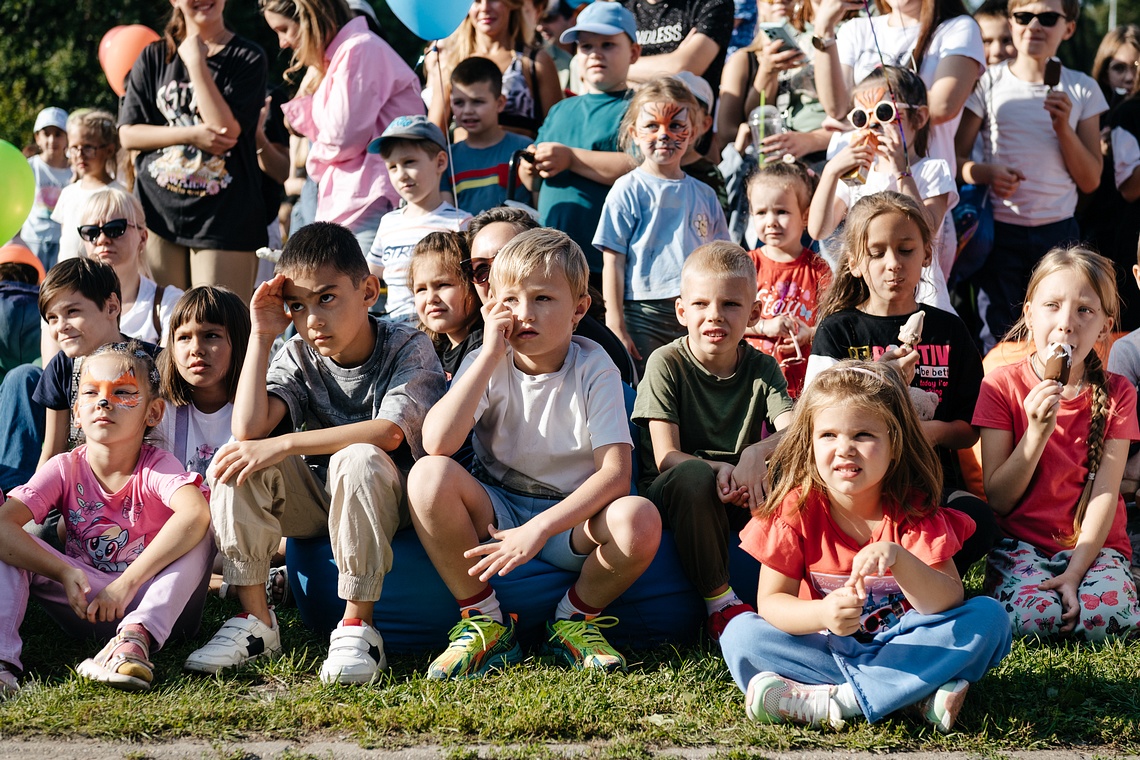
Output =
[
  {"x1": 185, "y1": 222, "x2": 446, "y2": 685},
  {"x1": 408, "y1": 228, "x2": 661, "y2": 679}
]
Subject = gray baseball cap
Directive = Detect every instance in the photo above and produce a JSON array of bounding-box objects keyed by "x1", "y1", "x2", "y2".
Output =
[{"x1": 367, "y1": 115, "x2": 448, "y2": 155}]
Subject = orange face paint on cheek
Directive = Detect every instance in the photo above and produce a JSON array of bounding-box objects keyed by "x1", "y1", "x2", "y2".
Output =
[
  {"x1": 853, "y1": 86, "x2": 888, "y2": 110},
  {"x1": 78, "y1": 367, "x2": 142, "y2": 410},
  {"x1": 635, "y1": 102, "x2": 692, "y2": 147}
]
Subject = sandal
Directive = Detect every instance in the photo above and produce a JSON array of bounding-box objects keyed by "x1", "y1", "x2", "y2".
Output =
[
  {"x1": 76, "y1": 629, "x2": 153, "y2": 691},
  {"x1": 266, "y1": 565, "x2": 291, "y2": 608}
]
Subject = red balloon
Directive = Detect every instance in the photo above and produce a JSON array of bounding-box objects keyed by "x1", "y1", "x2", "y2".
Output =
[{"x1": 99, "y1": 25, "x2": 160, "y2": 97}]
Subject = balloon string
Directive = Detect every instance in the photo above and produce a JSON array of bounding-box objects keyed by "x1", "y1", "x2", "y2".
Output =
[
  {"x1": 861, "y1": 0, "x2": 911, "y2": 176},
  {"x1": 432, "y1": 42, "x2": 458, "y2": 203}
]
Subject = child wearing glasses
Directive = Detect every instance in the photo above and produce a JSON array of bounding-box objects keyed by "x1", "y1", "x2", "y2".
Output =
[
  {"x1": 52, "y1": 109, "x2": 123, "y2": 263},
  {"x1": 76, "y1": 189, "x2": 183, "y2": 347},
  {"x1": 810, "y1": 67, "x2": 958, "y2": 312},
  {"x1": 955, "y1": 0, "x2": 1106, "y2": 350}
]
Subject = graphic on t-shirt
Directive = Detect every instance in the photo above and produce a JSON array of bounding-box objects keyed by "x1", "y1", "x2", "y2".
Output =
[
  {"x1": 148, "y1": 79, "x2": 233, "y2": 196},
  {"x1": 694, "y1": 212, "x2": 710, "y2": 240},
  {"x1": 37, "y1": 185, "x2": 63, "y2": 216},
  {"x1": 186, "y1": 443, "x2": 217, "y2": 478},
  {"x1": 845, "y1": 342, "x2": 952, "y2": 407},
  {"x1": 812, "y1": 571, "x2": 913, "y2": 642},
  {"x1": 759, "y1": 280, "x2": 818, "y2": 329},
  {"x1": 66, "y1": 482, "x2": 147, "y2": 571}
]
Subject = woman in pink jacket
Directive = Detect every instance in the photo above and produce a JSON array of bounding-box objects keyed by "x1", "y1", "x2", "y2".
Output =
[{"x1": 261, "y1": 0, "x2": 424, "y2": 252}]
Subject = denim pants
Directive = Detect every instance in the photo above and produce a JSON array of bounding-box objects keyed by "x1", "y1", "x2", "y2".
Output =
[
  {"x1": 975, "y1": 217, "x2": 1080, "y2": 350},
  {"x1": 720, "y1": 598, "x2": 1012, "y2": 722},
  {"x1": 0, "y1": 364, "x2": 45, "y2": 492}
]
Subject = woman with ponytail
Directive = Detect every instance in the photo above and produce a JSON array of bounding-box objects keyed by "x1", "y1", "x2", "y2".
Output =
[
  {"x1": 119, "y1": 0, "x2": 268, "y2": 301},
  {"x1": 974, "y1": 246, "x2": 1140, "y2": 641}
]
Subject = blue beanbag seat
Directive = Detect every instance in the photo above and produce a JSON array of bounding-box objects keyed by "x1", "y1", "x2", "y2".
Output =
[{"x1": 286, "y1": 528, "x2": 760, "y2": 652}]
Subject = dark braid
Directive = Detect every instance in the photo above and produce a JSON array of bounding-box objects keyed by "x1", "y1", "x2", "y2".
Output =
[{"x1": 1066, "y1": 348, "x2": 1110, "y2": 545}]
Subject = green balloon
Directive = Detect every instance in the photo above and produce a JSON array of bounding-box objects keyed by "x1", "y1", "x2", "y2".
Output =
[{"x1": 0, "y1": 140, "x2": 35, "y2": 244}]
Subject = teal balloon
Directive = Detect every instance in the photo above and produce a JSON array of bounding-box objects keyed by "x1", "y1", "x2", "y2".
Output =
[
  {"x1": 386, "y1": 0, "x2": 469, "y2": 40},
  {"x1": 0, "y1": 140, "x2": 34, "y2": 244}
]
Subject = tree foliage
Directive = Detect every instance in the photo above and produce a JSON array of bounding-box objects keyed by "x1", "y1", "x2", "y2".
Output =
[{"x1": 0, "y1": 0, "x2": 425, "y2": 147}]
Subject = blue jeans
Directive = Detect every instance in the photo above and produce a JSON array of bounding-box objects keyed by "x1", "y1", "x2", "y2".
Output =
[
  {"x1": 975, "y1": 217, "x2": 1080, "y2": 348},
  {"x1": 0, "y1": 364, "x2": 46, "y2": 492},
  {"x1": 720, "y1": 598, "x2": 1012, "y2": 722}
]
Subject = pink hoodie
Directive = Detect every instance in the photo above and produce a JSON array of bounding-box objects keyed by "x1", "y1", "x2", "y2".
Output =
[{"x1": 281, "y1": 16, "x2": 425, "y2": 229}]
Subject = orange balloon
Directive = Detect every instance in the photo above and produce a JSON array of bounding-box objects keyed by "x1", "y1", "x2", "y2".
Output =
[{"x1": 99, "y1": 25, "x2": 160, "y2": 97}]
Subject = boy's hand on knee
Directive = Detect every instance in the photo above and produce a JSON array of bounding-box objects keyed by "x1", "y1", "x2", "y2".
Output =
[
  {"x1": 61, "y1": 566, "x2": 92, "y2": 619},
  {"x1": 87, "y1": 577, "x2": 136, "y2": 623},
  {"x1": 710, "y1": 461, "x2": 748, "y2": 507},
  {"x1": 465, "y1": 522, "x2": 546, "y2": 581},
  {"x1": 211, "y1": 439, "x2": 287, "y2": 487},
  {"x1": 1038, "y1": 572, "x2": 1080, "y2": 631}
]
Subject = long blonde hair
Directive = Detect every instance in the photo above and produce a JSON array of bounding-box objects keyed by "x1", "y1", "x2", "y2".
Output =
[
  {"x1": 1006, "y1": 246, "x2": 1121, "y2": 545},
  {"x1": 260, "y1": 0, "x2": 352, "y2": 79},
  {"x1": 439, "y1": 0, "x2": 533, "y2": 70},
  {"x1": 758, "y1": 360, "x2": 943, "y2": 520},
  {"x1": 817, "y1": 192, "x2": 933, "y2": 320}
]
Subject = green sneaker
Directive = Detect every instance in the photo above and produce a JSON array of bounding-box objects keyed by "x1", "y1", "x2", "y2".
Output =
[
  {"x1": 917, "y1": 679, "x2": 970, "y2": 734},
  {"x1": 427, "y1": 613, "x2": 522, "y2": 680},
  {"x1": 543, "y1": 615, "x2": 626, "y2": 672}
]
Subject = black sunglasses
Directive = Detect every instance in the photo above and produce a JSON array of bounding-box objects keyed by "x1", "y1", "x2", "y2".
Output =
[
  {"x1": 1010, "y1": 11, "x2": 1067, "y2": 27},
  {"x1": 77, "y1": 218, "x2": 137, "y2": 242},
  {"x1": 460, "y1": 258, "x2": 494, "y2": 285}
]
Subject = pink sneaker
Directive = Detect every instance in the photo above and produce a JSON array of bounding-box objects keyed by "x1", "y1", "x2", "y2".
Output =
[{"x1": 745, "y1": 671, "x2": 846, "y2": 729}]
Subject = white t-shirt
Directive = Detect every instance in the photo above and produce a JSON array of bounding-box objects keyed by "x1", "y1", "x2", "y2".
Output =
[
  {"x1": 20, "y1": 156, "x2": 73, "y2": 246},
  {"x1": 965, "y1": 61, "x2": 1107, "y2": 225},
  {"x1": 120, "y1": 278, "x2": 184, "y2": 345},
  {"x1": 154, "y1": 401, "x2": 235, "y2": 479},
  {"x1": 367, "y1": 202, "x2": 471, "y2": 319},
  {"x1": 1112, "y1": 127, "x2": 1140, "y2": 188},
  {"x1": 838, "y1": 14, "x2": 984, "y2": 171},
  {"x1": 51, "y1": 179, "x2": 125, "y2": 262},
  {"x1": 833, "y1": 155, "x2": 958, "y2": 312},
  {"x1": 457, "y1": 336, "x2": 633, "y2": 498}
]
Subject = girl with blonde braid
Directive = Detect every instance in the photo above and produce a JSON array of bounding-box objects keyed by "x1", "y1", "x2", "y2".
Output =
[{"x1": 975, "y1": 247, "x2": 1140, "y2": 640}]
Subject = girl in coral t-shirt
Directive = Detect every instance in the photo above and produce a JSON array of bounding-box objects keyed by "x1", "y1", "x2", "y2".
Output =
[
  {"x1": 720, "y1": 360, "x2": 1010, "y2": 733},
  {"x1": 974, "y1": 246, "x2": 1140, "y2": 641}
]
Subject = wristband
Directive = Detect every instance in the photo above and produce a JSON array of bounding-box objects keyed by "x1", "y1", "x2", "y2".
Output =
[{"x1": 895, "y1": 171, "x2": 913, "y2": 180}]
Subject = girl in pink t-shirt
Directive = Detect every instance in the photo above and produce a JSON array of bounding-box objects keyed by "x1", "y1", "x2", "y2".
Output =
[
  {"x1": 0, "y1": 342, "x2": 212, "y2": 695},
  {"x1": 720, "y1": 361, "x2": 1010, "y2": 733},
  {"x1": 974, "y1": 247, "x2": 1140, "y2": 641}
]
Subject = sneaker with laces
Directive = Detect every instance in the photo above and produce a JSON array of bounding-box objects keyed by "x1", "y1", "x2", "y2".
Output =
[
  {"x1": 745, "y1": 671, "x2": 846, "y2": 729},
  {"x1": 427, "y1": 613, "x2": 522, "y2": 680},
  {"x1": 76, "y1": 629, "x2": 153, "y2": 691},
  {"x1": 543, "y1": 615, "x2": 626, "y2": 672},
  {"x1": 916, "y1": 679, "x2": 969, "y2": 734},
  {"x1": 184, "y1": 612, "x2": 282, "y2": 674},
  {"x1": 707, "y1": 601, "x2": 755, "y2": 642},
  {"x1": 319, "y1": 619, "x2": 387, "y2": 685},
  {"x1": 0, "y1": 662, "x2": 19, "y2": 698}
]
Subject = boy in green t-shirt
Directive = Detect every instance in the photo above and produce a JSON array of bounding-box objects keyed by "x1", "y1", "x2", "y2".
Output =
[{"x1": 632, "y1": 241, "x2": 793, "y2": 641}]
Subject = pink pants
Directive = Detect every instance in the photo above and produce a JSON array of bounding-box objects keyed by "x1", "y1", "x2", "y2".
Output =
[{"x1": 0, "y1": 534, "x2": 214, "y2": 671}]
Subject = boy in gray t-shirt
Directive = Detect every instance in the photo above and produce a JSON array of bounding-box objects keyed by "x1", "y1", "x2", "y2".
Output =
[{"x1": 185, "y1": 222, "x2": 446, "y2": 685}]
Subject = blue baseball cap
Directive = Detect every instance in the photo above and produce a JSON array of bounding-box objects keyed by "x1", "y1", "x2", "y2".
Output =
[
  {"x1": 367, "y1": 115, "x2": 448, "y2": 155},
  {"x1": 560, "y1": 2, "x2": 638, "y2": 44}
]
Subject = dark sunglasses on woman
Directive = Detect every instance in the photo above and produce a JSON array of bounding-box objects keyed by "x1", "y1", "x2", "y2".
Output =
[
  {"x1": 1010, "y1": 11, "x2": 1067, "y2": 26},
  {"x1": 77, "y1": 218, "x2": 138, "y2": 243}
]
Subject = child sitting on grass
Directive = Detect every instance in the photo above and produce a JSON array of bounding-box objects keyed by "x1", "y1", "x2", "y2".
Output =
[
  {"x1": 721, "y1": 360, "x2": 1011, "y2": 733},
  {"x1": 633, "y1": 241, "x2": 792, "y2": 641},
  {"x1": 408, "y1": 228, "x2": 661, "y2": 678},
  {"x1": 0, "y1": 342, "x2": 212, "y2": 695}
]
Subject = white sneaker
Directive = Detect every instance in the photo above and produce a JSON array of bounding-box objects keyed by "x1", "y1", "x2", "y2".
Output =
[
  {"x1": 745, "y1": 671, "x2": 846, "y2": 730},
  {"x1": 184, "y1": 612, "x2": 282, "y2": 674},
  {"x1": 319, "y1": 619, "x2": 387, "y2": 685},
  {"x1": 0, "y1": 662, "x2": 19, "y2": 698}
]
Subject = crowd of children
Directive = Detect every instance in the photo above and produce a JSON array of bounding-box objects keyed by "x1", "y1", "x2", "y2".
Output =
[{"x1": 4, "y1": 0, "x2": 1140, "y2": 737}]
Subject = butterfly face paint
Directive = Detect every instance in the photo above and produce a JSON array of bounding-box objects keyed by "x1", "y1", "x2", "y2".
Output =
[
  {"x1": 634, "y1": 102, "x2": 692, "y2": 164},
  {"x1": 77, "y1": 360, "x2": 142, "y2": 412}
]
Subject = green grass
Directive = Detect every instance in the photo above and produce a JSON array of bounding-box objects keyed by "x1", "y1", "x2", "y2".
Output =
[{"x1": 1, "y1": 571, "x2": 1138, "y2": 754}]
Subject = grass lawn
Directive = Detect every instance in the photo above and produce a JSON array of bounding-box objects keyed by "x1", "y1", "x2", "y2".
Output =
[{"x1": 1, "y1": 568, "x2": 1138, "y2": 756}]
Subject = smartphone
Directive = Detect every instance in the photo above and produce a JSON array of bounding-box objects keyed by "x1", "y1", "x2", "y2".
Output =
[{"x1": 758, "y1": 22, "x2": 802, "y2": 55}]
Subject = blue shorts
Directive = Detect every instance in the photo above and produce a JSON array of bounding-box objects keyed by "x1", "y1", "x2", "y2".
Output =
[{"x1": 479, "y1": 482, "x2": 590, "y2": 572}]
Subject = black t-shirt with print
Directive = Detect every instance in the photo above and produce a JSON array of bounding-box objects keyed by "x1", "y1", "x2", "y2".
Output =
[
  {"x1": 119, "y1": 37, "x2": 268, "y2": 251},
  {"x1": 621, "y1": 0, "x2": 733, "y2": 107},
  {"x1": 812, "y1": 305, "x2": 984, "y2": 490}
]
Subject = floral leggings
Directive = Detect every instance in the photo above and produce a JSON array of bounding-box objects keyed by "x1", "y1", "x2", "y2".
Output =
[{"x1": 985, "y1": 538, "x2": 1140, "y2": 642}]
